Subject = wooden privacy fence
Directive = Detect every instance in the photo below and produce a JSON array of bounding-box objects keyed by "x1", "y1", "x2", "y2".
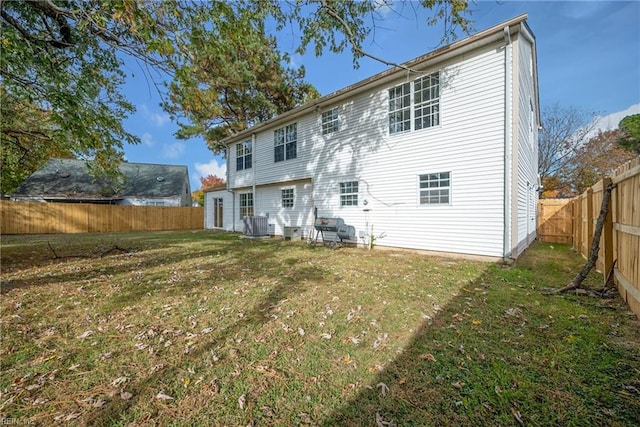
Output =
[
  {"x1": 0, "y1": 201, "x2": 204, "y2": 234},
  {"x1": 537, "y1": 156, "x2": 640, "y2": 317}
]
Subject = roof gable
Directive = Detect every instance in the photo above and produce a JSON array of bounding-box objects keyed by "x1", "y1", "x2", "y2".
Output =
[{"x1": 221, "y1": 14, "x2": 532, "y2": 146}]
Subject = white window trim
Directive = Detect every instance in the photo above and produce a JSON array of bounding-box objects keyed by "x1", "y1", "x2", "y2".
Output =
[
  {"x1": 339, "y1": 181, "x2": 359, "y2": 207},
  {"x1": 281, "y1": 187, "x2": 295, "y2": 208},
  {"x1": 417, "y1": 172, "x2": 452, "y2": 207},
  {"x1": 274, "y1": 123, "x2": 297, "y2": 162},
  {"x1": 321, "y1": 107, "x2": 340, "y2": 135},
  {"x1": 236, "y1": 140, "x2": 252, "y2": 171},
  {"x1": 239, "y1": 192, "x2": 254, "y2": 219}
]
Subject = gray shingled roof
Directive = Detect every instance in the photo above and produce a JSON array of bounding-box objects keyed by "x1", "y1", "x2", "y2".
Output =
[{"x1": 12, "y1": 158, "x2": 189, "y2": 201}]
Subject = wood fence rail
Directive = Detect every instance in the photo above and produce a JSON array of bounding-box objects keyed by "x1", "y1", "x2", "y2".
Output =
[
  {"x1": 0, "y1": 201, "x2": 204, "y2": 234},
  {"x1": 537, "y1": 156, "x2": 640, "y2": 318}
]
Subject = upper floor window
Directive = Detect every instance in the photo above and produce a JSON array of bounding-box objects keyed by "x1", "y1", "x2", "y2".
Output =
[
  {"x1": 282, "y1": 188, "x2": 294, "y2": 208},
  {"x1": 414, "y1": 73, "x2": 440, "y2": 130},
  {"x1": 419, "y1": 172, "x2": 450, "y2": 205},
  {"x1": 388, "y1": 83, "x2": 411, "y2": 134},
  {"x1": 236, "y1": 140, "x2": 252, "y2": 171},
  {"x1": 389, "y1": 72, "x2": 440, "y2": 134},
  {"x1": 322, "y1": 108, "x2": 339, "y2": 135},
  {"x1": 340, "y1": 181, "x2": 358, "y2": 206},
  {"x1": 274, "y1": 123, "x2": 297, "y2": 162},
  {"x1": 239, "y1": 192, "x2": 254, "y2": 218}
]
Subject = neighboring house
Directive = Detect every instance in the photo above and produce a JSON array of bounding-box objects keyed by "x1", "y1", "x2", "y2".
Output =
[
  {"x1": 12, "y1": 158, "x2": 192, "y2": 206},
  {"x1": 205, "y1": 14, "x2": 540, "y2": 260}
]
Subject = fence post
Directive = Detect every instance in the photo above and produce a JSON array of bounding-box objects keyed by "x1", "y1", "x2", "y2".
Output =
[
  {"x1": 585, "y1": 187, "x2": 594, "y2": 257},
  {"x1": 602, "y1": 177, "x2": 614, "y2": 281},
  {"x1": 573, "y1": 197, "x2": 581, "y2": 251}
]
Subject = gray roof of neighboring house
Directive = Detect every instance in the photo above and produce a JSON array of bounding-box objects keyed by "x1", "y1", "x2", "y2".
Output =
[{"x1": 12, "y1": 158, "x2": 189, "y2": 201}]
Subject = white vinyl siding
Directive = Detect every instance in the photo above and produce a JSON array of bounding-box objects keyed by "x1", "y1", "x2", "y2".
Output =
[
  {"x1": 252, "y1": 180, "x2": 314, "y2": 238},
  {"x1": 220, "y1": 32, "x2": 536, "y2": 259},
  {"x1": 513, "y1": 32, "x2": 539, "y2": 257},
  {"x1": 204, "y1": 190, "x2": 234, "y2": 231}
]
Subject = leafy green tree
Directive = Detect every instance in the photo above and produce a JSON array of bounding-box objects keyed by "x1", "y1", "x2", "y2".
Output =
[
  {"x1": 1, "y1": 0, "x2": 473, "y2": 194},
  {"x1": 163, "y1": 4, "x2": 320, "y2": 153},
  {"x1": 618, "y1": 114, "x2": 640, "y2": 154}
]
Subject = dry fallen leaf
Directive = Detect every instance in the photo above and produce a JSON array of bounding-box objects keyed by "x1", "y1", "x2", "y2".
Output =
[
  {"x1": 375, "y1": 411, "x2": 396, "y2": 427},
  {"x1": 420, "y1": 353, "x2": 436, "y2": 362},
  {"x1": 238, "y1": 393, "x2": 246, "y2": 410},
  {"x1": 155, "y1": 391, "x2": 174, "y2": 401},
  {"x1": 376, "y1": 382, "x2": 389, "y2": 398},
  {"x1": 111, "y1": 376, "x2": 129, "y2": 387},
  {"x1": 120, "y1": 391, "x2": 133, "y2": 400},
  {"x1": 77, "y1": 330, "x2": 94, "y2": 339}
]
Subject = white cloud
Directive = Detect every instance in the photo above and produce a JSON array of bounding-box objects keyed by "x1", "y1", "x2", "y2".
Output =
[
  {"x1": 592, "y1": 103, "x2": 640, "y2": 133},
  {"x1": 194, "y1": 158, "x2": 227, "y2": 181},
  {"x1": 139, "y1": 103, "x2": 171, "y2": 127},
  {"x1": 141, "y1": 132, "x2": 154, "y2": 147},
  {"x1": 162, "y1": 142, "x2": 186, "y2": 159},
  {"x1": 372, "y1": 0, "x2": 394, "y2": 18}
]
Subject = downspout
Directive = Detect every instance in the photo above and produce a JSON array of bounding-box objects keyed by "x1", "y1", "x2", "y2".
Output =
[
  {"x1": 251, "y1": 133, "x2": 257, "y2": 218},
  {"x1": 503, "y1": 26, "x2": 513, "y2": 262},
  {"x1": 225, "y1": 145, "x2": 236, "y2": 232}
]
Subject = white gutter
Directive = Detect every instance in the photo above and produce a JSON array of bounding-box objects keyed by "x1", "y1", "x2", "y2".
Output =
[
  {"x1": 220, "y1": 14, "x2": 529, "y2": 147},
  {"x1": 503, "y1": 26, "x2": 513, "y2": 261}
]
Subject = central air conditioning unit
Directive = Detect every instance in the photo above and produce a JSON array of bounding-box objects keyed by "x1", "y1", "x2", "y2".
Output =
[{"x1": 243, "y1": 216, "x2": 268, "y2": 237}]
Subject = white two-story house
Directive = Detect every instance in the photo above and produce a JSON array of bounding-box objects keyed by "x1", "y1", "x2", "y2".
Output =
[{"x1": 205, "y1": 14, "x2": 539, "y2": 260}]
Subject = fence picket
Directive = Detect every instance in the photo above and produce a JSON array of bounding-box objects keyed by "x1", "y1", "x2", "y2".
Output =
[
  {"x1": 1, "y1": 201, "x2": 204, "y2": 234},
  {"x1": 537, "y1": 156, "x2": 640, "y2": 318}
]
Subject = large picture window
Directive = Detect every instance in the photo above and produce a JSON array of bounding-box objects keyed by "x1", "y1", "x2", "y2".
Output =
[
  {"x1": 236, "y1": 140, "x2": 252, "y2": 171},
  {"x1": 274, "y1": 123, "x2": 297, "y2": 162},
  {"x1": 419, "y1": 172, "x2": 450, "y2": 205},
  {"x1": 321, "y1": 107, "x2": 339, "y2": 135},
  {"x1": 239, "y1": 192, "x2": 254, "y2": 218},
  {"x1": 340, "y1": 181, "x2": 359, "y2": 206},
  {"x1": 389, "y1": 72, "x2": 440, "y2": 134}
]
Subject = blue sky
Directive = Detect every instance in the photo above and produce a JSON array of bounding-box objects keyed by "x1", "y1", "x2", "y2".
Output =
[{"x1": 121, "y1": 0, "x2": 640, "y2": 191}]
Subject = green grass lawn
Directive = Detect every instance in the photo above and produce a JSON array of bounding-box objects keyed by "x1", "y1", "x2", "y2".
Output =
[{"x1": 1, "y1": 231, "x2": 638, "y2": 426}]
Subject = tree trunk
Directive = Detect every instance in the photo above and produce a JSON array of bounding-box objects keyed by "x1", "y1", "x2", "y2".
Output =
[{"x1": 555, "y1": 181, "x2": 615, "y2": 293}]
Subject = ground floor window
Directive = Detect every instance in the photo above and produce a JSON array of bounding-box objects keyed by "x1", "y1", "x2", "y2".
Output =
[
  {"x1": 419, "y1": 172, "x2": 450, "y2": 205},
  {"x1": 282, "y1": 188, "x2": 294, "y2": 208},
  {"x1": 340, "y1": 181, "x2": 358, "y2": 206},
  {"x1": 239, "y1": 192, "x2": 254, "y2": 218}
]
